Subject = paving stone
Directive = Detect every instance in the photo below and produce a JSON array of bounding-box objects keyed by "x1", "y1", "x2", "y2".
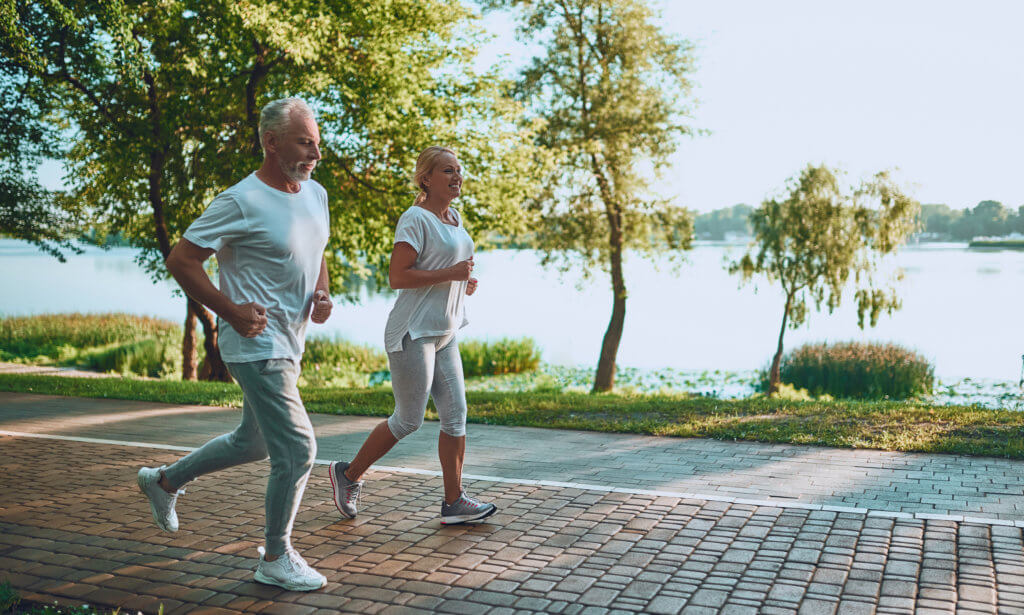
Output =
[{"x1": 4, "y1": 399, "x2": 1024, "y2": 615}]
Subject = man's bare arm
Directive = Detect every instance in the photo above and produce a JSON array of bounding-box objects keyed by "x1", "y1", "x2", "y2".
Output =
[
  {"x1": 310, "y1": 255, "x2": 332, "y2": 324},
  {"x1": 166, "y1": 239, "x2": 267, "y2": 337}
]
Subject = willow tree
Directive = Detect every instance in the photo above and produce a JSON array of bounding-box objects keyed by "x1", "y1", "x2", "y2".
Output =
[
  {"x1": 3, "y1": 0, "x2": 543, "y2": 379},
  {"x1": 729, "y1": 164, "x2": 920, "y2": 394},
  {"x1": 488, "y1": 0, "x2": 696, "y2": 392}
]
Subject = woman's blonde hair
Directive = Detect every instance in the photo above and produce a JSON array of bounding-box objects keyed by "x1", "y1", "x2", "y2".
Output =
[{"x1": 412, "y1": 146, "x2": 458, "y2": 205}]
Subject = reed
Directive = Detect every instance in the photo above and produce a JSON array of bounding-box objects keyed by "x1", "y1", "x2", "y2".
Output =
[
  {"x1": 772, "y1": 341, "x2": 935, "y2": 400},
  {"x1": 301, "y1": 336, "x2": 388, "y2": 387},
  {"x1": 0, "y1": 313, "x2": 179, "y2": 360},
  {"x1": 459, "y1": 337, "x2": 542, "y2": 377}
]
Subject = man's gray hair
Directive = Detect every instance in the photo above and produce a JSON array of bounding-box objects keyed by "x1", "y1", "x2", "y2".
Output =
[{"x1": 258, "y1": 98, "x2": 315, "y2": 154}]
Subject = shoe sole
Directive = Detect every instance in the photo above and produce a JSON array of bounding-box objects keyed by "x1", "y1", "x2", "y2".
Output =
[
  {"x1": 441, "y1": 504, "x2": 498, "y2": 526},
  {"x1": 137, "y1": 469, "x2": 176, "y2": 533},
  {"x1": 327, "y1": 462, "x2": 356, "y2": 519},
  {"x1": 254, "y1": 569, "x2": 326, "y2": 592}
]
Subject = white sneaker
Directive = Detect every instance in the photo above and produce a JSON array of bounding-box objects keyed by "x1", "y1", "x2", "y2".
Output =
[
  {"x1": 254, "y1": 546, "x2": 327, "y2": 591},
  {"x1": 137, "y1": 466, "x2": 183, "y2": 532}
]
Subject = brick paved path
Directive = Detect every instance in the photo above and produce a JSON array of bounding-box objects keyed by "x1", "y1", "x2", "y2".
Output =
[{"x1": 2, "y1": 393, "x2": 1024, "y2": 614}]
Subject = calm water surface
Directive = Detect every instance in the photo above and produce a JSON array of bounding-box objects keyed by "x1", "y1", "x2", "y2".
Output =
[{"x1": 2, "y1": 238, "x2": 1023, "y2": 381}]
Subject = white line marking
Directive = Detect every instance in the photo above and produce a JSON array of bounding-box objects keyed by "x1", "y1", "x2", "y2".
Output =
[{"x1": 1, "y1": 429, "x2": 1018, "y2": 527}]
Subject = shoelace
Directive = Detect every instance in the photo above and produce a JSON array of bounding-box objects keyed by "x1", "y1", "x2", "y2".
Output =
[
  {"x1": 344, "y1": 482, "x2": 361, "y2": 507},
  {"x1": 287, "y1": 549, "x2": 314, "y2": 574},
  {"x1": 257, "y1": 547, "x2": 315, "y2": 575}
]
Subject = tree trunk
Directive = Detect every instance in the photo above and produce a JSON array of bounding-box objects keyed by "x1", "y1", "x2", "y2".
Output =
[
  {"x1": 142, "y1": 69, "x2": 232, "y2": 382},
  {"x1": 245, "y1": 50, "x2": 271, "y2": 160},
  {"x1": 182, "y1": 303, "x2": 198, "y2": 381},
  {"x1": 768, "y1": 293, "x2": 793, "y2": 394},
  {"x1": 594, "y1": 242, "x2": 626, "y2": 392},
  {"x1": 192, "y1": 298, "x2": 232, "y2": 382}
]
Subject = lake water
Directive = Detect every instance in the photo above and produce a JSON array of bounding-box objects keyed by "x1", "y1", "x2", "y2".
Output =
[{"x1": 2, "y1": 238, "x2": 1023, "y2": 382}]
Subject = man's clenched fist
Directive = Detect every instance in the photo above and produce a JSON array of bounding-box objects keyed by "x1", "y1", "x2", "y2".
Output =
[
  {"x1": 311, "y1": 289, "x2": 332, "y2": 324},
  {"x1": 229, "y1": 301, "x2": 268, "y2": 338}
]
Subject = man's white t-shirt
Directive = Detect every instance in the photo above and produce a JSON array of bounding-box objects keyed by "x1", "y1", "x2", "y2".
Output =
[
  {"x1": 183, "y1": 173, "x2": 329, "y2": 363},
  {"x1": 384, "y1": 205, "x2": 474, "y2": 353}
]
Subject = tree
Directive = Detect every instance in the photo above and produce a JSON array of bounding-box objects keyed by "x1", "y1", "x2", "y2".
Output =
[
  {"x1": 488, "y1": 0, "x2": 696, "y2": 392},
  {"x1": 3, "y1": 0, "x2": 543, "y2": 379},
  {"x1": 0, "y1": 1, "x2": 86, "y2": 261},
  {"x1": 729, "y1": 164, "x2": 920, "y2": 394},
  {"x1": 919, "y1": 203, "x2": 957, "y2": 237},
  {"x1": 694, "y1": 204, "x2": 754, "y2": 240}
]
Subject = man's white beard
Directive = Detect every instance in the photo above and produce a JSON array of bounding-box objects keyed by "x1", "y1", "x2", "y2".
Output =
[{"x1": 281, "y1": 159, "x2": 312, "y2": 182}]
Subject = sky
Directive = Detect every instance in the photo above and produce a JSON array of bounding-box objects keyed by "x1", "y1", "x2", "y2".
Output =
[
  {"x1": 37, "y1": 1, "x2": 1024, "y2": 214},
  {"x1": 477, "y1": 0, "x2": 1024, "y2": 213}
]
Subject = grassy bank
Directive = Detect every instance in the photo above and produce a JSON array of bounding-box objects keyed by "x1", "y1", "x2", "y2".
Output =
[{"x1": 2, "y1": 373, "x2": 1023, "y2": 459}]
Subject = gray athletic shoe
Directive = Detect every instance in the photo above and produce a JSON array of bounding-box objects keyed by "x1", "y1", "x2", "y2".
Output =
[
  {"x1": 254, "y1": 546, "x2": 326, "y2": 592},
  {"x1": 137, "y1": 466, "x2": 183, "y2": 532},
  {"x1": 328, "y1": 461, "x2": 362, "y2": 518},
  {"x1": 440, "y1": 492, "x2": 497, "y2": 525}
]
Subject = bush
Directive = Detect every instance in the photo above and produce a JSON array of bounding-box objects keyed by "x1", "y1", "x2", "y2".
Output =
[
  {"x1": 771, "y1": 341, "x2": 934, "y2": 400},
  {"x1": 301, "y1": 337, "x2": 388, "y2": 387},
  {"x1": 0, "y1": 313, "x2": 179, "y2": 360},
  {"x1": 459, "y1": 337, "x2": 542, "y2": 377}
]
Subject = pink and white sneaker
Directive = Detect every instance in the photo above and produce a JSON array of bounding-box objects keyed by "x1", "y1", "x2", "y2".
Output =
[{"x1": 440, "y1": 491, "x2": 497, "y2": 525}]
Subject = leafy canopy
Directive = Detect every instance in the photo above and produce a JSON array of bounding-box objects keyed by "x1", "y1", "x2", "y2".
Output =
[{"x1": 731, "y1": 164, "x2": 920, "y2": 329}]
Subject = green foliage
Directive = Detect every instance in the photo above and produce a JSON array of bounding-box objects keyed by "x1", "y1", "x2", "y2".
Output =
[
  {"x1": 0, "y1": 579, "x2": 19, "y2": 613},
  {"x1": 0, "y1": 0, "x2": 88, "y2": 261},
  {"x1": 496, "y1": 0, "x2": 697, "y2": 272},
  {"x1": 3, "y1": 0, "x2": 547, "y2": 377},
  {"x1": 0, "y1": 314, "x2": 179, "y2": 360},
  {"x1": 694, "y1": 204, "x2": 753, "y2": 240},
  {"x1": 1, "y1": 0, "x2": 545, "y2": 288},
  {"x1": 771, "y1": 341, "x2": 935, "y2": 401},
  {"x1": 920, "y1": 200, "x2": 1024, "y2": 241},
  {"x1": 300, "y1": 337, "x2": 388, "y2": 388},
  {"x1": 459, "y1": 337, "x2": 542, "y2": 377},
  {"x1": 730, "y1": 164, "x2": 920, "y2": 392}
]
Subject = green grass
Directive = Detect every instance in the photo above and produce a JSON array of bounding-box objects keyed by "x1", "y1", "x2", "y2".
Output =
[{"x1": 2, "y1": 373, "x2": 1023, "y2": 459}]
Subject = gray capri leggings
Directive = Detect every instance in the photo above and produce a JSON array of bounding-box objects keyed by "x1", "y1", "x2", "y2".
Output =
[{"x1": 387, "y1": 332, "x2": 468, "y2": 439}]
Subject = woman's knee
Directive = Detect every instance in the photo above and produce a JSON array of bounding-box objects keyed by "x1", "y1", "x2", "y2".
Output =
[
  {"x1": 437, "y1": 399, "x2": 468, "y2": 439},
  {"x1": 439, "y1": 422, "x2": 466, "y2": 438},
  {"x1": 387, "y1": 411, "x2": 424, "y2": 440}
]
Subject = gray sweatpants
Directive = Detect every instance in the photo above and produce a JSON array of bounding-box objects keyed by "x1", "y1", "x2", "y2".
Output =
[
  {"x1": 162, "y1": 357, "x2": 316, "y2": 556},
  {"x1": 386, "y1": 333, "x2": 468, "y2": 440}
]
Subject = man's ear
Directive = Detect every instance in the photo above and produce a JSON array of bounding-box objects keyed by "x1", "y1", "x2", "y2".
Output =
[{"x1": 263, "y1": 132, "x2": 277, "y2": 155}]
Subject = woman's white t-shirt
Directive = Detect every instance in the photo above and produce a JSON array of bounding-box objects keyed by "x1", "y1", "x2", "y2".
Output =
[{"x1": 384, "y1": 205, "x2": 474, "y2": 353}]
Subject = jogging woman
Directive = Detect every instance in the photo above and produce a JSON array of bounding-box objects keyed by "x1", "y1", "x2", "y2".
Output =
[{"x1": 328, "y1": 146, "x2": 497, "y2": 525}]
